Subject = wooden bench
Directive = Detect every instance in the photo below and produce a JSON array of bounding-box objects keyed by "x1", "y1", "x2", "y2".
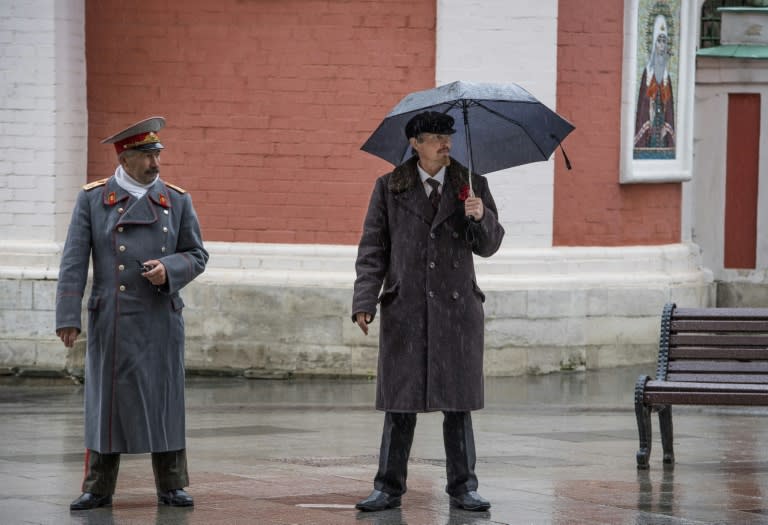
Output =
[{"x1": 635, "y1": 302, "x2": 768, "y2": 469}]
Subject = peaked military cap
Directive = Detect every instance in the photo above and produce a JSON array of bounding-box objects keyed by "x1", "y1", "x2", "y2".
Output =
[
  {"x1": 101, "y1": 116, "x2": 165, "y2": 154},
  {"x1": 404, "y1": 111, "x2": 456, "y2": 139}
]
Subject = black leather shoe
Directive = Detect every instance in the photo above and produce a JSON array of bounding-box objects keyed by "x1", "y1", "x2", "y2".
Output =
[
  {"x1": 449, "y1": 491, "x2": 491, "y2": 511},
  {"x1": 70, "y1": 492, "x2": 112, "y2": 511},
  {"x1": 355, "y1": 489, "x2": 401, "y2": 512},
  {"x1": 157, "y1": 488, "x2": 194, "y2": 507}
]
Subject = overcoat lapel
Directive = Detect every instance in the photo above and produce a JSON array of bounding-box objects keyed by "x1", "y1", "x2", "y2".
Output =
[
  {"x1": 117, "y1": 194, "x2": 158, "y2": 226},
  {"x1": 390, "y1": 167, "x2": 435, "y2": 225},
  {"x1": 432, "y1": 178, "x2": 458, "y2": 229},
  {"x1": 432, "y1": 163, "x2": 469, "y2": 229},
  {"x1": 112, "y1": 181, "x2": 173, "y2": 227}
]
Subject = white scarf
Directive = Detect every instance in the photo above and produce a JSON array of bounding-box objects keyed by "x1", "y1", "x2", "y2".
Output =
[{"x1": 114, "y1": 165, "x2": 158, "y2": 199}]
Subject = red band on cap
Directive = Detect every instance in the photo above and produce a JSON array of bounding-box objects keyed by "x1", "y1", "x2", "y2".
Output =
[{"x1": 113, "y1": 131, "x2": 161, "y2": 153}]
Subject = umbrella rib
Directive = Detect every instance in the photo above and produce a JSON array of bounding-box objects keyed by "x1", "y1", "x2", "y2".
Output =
[{"x1": 473, "y1": 100, "x2": 549, "y2": 160}]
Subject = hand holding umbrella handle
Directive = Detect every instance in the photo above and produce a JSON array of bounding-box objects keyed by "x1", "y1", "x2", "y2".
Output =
[{"x1": 463, "y1": 195, "x2": 484, "y2": 222}]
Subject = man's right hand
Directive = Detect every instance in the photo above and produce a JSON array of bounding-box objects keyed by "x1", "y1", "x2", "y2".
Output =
[
  {"x1": 56, "y1": 327, "x2": 80, "y2": 348},
  {"x1": 355, "y1": 312, "x2": 373, "y2": 335}
]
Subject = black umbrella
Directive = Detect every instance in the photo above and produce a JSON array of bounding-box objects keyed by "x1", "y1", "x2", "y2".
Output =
[{"x1": 362, "y1": 81, "x2": 575, "y2": 193}]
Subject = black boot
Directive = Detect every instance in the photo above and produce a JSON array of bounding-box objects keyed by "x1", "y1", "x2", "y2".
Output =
[
  {"x1": 70, "y1": 492, "x2": 112, "y2": 511},
  {"x1": 157, "y1": 488, "x2": 194, "y2": 507}
]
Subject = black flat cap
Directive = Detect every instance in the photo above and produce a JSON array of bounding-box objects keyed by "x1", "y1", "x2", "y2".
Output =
[{"x1": 404, "y1": 111, "x2": 456, "y2": 139}]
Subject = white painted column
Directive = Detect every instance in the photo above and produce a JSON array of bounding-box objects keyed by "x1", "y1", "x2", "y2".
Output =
[
  {"x1": 436, "y1": 0, "x2": 560, "y2": 248},
  {"x1": 0, "y1": 0, "x2": 86, "y2": 370},
  {"x1": 0, "y1": 0, "x2": 87, "y2": 245}
]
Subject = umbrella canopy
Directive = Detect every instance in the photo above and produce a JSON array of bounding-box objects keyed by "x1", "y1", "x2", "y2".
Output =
[{"x1": 361, "y1": 81, "x2": 575, "y2": 176}]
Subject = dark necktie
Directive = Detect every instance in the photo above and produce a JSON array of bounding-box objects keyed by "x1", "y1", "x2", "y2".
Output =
[{"x1": 426, "y1": 179, "x2": 441, "y2": 210}]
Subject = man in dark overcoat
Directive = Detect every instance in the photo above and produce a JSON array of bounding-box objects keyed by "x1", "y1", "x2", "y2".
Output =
[
  {"x1": 352, "y1": 111, "x2": 505, "y2": 512},
  {"x1": 56, "y1": 116, "x2": 208, "y2": 510}
]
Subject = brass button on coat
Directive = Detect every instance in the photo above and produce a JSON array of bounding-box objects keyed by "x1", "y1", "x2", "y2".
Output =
[
  {"x1": 451, "y1": 291, "x2": 459, "y2": 300},
  {"x1": 117, "y1": 226, "x2": 124, "y2": 233},
  {"x1": 119, "y1": 245, "x2": 126, "y2": 252},
  {"x1": 119, "y1": 285, "x2": 126, "y2": 292},
  {"x1": 118, "y1": 264, "x2": 125, "y2": 271}
]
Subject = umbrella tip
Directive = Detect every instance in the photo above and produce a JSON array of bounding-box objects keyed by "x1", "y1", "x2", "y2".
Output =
[{"x1": 553, "y1": 135, "x2": 572, "y2": 170}]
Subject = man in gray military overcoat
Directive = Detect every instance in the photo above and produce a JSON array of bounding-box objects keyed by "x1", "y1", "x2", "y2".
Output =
[
  {"x1": 56, "y1": 116, "x2": 208, "y2": 510},
  {"x1": 352, "y1": 111, "x2": 505, "y2": 512}
]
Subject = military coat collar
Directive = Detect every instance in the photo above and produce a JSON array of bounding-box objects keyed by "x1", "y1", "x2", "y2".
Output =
[{"x1": 91, "y1": 176, "x2": 175, "y2": 225}]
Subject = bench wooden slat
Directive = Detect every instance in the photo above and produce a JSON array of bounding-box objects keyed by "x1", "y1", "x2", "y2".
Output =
[
  {"x1": 645, "y1": 380, "x2": 768, "y2": 392},
  {"x1": 670, "y1": 333, "x2": 768, "y2": 346},
  {"x1": 670, "y1": 347, "x2": 768, "y2": 360},
  {"x1": 665, "y1": 373, "x2": 768, "y2": 384},
  {"x1": 668, "y1": 360, "x2": 768, "y2": 373},
  {"x1": 672, "y1": 319, "x2": 768, "y2": 332},
  {"x1": 644, "y1": 392, "x2": 768, "y2": 405},
  {"x1": 673, "y1": 307, "x2": 768, "y2": 320}
]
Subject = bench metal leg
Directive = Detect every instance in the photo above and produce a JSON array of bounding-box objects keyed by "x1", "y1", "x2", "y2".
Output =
[
  {"x1": 658, "y1": 404, "x2": 674, "y2": 465},
  {"x1": 634, "y1": 375, "x2": 652, "y2": 469}
]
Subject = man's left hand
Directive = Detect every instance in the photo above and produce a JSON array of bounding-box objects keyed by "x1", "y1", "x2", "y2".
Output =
[
  {"x1": 464, "y1": 196, "x2": 484, "y2": 221},
  {"x1": 141, "y1": 260, "x2": 167, "y2": 286}
]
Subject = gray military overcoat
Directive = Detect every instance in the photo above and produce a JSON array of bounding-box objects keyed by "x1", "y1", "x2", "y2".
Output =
[
  {"x1": 352, "y1": 156, "x2": 505, "y2": 412},
  {"x1": 56, "y1": 175, "x2": 208, "y2": 454}
]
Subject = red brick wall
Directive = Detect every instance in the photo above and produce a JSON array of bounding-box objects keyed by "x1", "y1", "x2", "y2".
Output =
[
  {"x1": 553, "y1": 0, "x2": 681, "y2": 246},
  {"x1": 85, "y1": 0, "x2": 435, "y2": 244}
]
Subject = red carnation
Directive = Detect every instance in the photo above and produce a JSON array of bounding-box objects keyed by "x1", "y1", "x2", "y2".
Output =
[{"x1": 458, "y1": 184, "x2": 471, "y2": 201}]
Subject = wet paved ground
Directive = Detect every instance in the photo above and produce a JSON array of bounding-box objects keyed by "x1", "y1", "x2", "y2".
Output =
[{"x1": 3, "y1": 364, "x2": 768, "y2": 524}]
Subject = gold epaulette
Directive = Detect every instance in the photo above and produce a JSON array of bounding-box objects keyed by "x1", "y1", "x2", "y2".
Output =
[
  {"x1": 82, "y1": 178, "x2": 108, "y2": 191},
  {"x1": 165, "y1": 182, "x2": 187, "y2": 194}
]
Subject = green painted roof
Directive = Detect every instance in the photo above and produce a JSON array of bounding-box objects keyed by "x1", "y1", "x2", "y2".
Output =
[
  {"x1": 697, "y1": 44, "x2": 768, "y2": 59},
  {"x1": 718, "y1": 7, "x2": 768, "y2": 12}
]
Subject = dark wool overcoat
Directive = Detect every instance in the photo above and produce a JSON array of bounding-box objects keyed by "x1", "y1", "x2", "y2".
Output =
[
  {"x1": 56, "y1": 175, "x2": 208, "y2": 454},
  {"x1": 352, "y1": 156, "x2": 504, "y2": 412}
]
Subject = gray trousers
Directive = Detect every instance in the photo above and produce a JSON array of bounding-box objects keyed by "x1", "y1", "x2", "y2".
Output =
[{"x1": 81, "y1": 448, "x2": 189, "y2": 495}]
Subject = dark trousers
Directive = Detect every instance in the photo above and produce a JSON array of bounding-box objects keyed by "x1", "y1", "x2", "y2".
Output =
[
  {"x1": 81, "y1": 448, "x2": 189, "y2": 495},
  {"x1": 373, "y1": 411, "x2": 479, "y2": 497}
]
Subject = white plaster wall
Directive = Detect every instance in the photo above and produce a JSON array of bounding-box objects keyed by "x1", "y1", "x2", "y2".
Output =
[
  {"x1": 436, "y1": 0, "x2": 560, "y2": 248},
  {"x1": 0, "y1": 0, "x2": 85, "y2": 369},
  {"x1": 689, "y1": 83, "x2": 727, "y2": 275},
  {"x1": 694, "y1": 60, "x2": 768, "y2": 282},
  {"x1": 0, "y1": 0, "x2": 87, "y2": 244}
]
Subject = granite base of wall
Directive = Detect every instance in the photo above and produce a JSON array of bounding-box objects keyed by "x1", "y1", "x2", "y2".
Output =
[
  {"x1": 0, "y1": 241, "x2": 716, "y2": 379},
  {"x1": 716, "y1": 281, "x2": 768, "y2": 307}
]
